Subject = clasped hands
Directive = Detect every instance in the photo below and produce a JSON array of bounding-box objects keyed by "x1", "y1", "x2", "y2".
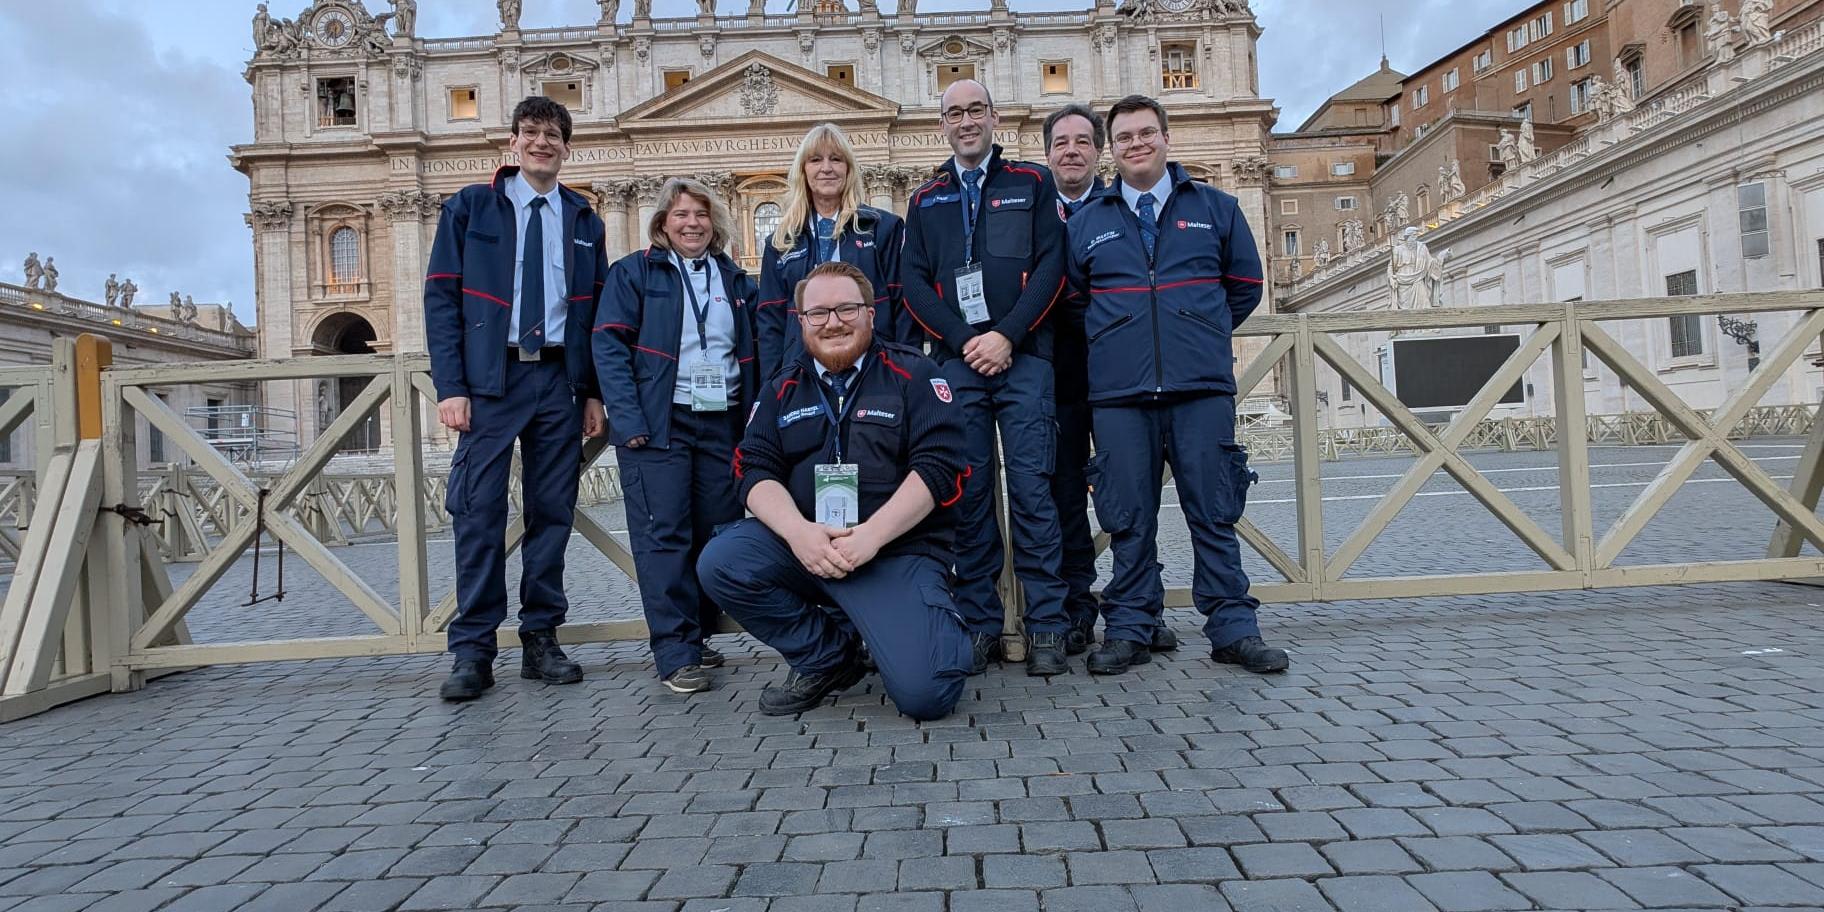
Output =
[
  {"x1": 784, "y1": 518, "x2": 885, "y2": 579},
  {"x1": 961, "y1": 330, "x2": 1012, "y2": 376}
]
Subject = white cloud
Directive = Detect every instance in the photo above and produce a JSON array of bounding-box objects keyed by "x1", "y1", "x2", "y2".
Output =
[{"x1": 0, "y1": 0, "x2": 1525, "y2": 327}]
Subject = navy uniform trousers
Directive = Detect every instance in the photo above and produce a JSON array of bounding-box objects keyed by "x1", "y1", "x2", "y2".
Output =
[
  {"x1": 1089, "y1": 393, "x2": 1262, "y2": 649},
  {"x1": 698, "y1": 519, "x2": 972, "y2": 721},
  {"x1": 1052, "y1": 394, "x2": 1100, "y2": 632},
  {"x1": 446, "y1": 355, "x2": 583, "y2": 661},
  {"x1": 617, "y1": 404, "x2": 744, "y2": 678},
  {"x1": 941, "y1": 356, "x2": 1070, "y2": 637}
]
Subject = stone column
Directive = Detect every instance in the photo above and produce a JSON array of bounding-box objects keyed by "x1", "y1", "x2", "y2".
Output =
[
  {"x1": 635, "y1": 176, "x2": 664, "y2": 247},
  {"x1": 863, "y1": 164, "x2": 897, "y2": 210},
  {"x1": 379, "y1": 190, "x2": 439, "y2": 356},
  {"x1": 249, "y1": 200, "x2": 299, "y2": 441},
  {"x1": 593, "y1": 179, "x2": 638, "y2": 259}
]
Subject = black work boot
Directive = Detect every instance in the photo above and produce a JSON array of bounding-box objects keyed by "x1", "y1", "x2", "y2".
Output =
[
  {"x1": 1065, "y1": 617, "x2": 1096, "y2": 656},
  {"x1": 1211, "y1": 636, "x2": 1290, "y2": 674},
  {"x1": 968, "y1": 632, "x2": 1002, "y2": 675},
  {"x1": 1150, "y1": 626, "x2": 1179, "y2": 652},
  {"x1": 520, "y1": 630, "x2": 584, "y2": 684},
  {"x1": 1026, "y1": 632, "x2": 1069, "y2": 677},
  {"x1": 759, "y1": 661, "x2": 866, "y2": 715},
  {"x1": 439, "y1": 658, "x2": 495, "y2": 701},
  {"x1": 1087, "y1": 638, "x2": 1152, "y2": 675}
]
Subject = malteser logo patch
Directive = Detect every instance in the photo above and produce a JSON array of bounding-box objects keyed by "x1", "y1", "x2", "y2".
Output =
[
  {"x1": 1177, "y1": 219, "x2": 1214, "y2": 230},
  {"x1": 854, "y1": 408, "x2": 897, "y2": 421},
  {"x1": 930, "y1": 378, "x2": 953, "y2": 403}
]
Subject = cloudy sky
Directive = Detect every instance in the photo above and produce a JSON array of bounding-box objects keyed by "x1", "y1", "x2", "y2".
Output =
[{"x1": 0, "y1": 0, "x2": 1518, "y2": 323}]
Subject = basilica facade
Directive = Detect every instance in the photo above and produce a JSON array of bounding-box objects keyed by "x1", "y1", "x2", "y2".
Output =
[{"x1": 234, "y1": 0, "x2": 1276, "y2": 439}]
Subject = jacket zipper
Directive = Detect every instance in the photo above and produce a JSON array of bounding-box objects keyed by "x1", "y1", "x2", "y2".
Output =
[
  {"x1": 1179, "y1": 308, "x2": 1224, "y2": 333},
  {"x1": 1089, "y1": 313, "x2": 1133, "y2": 344},
  {"x1": 1147, "y1": 186, "x2": 1183, "y2": 395}
]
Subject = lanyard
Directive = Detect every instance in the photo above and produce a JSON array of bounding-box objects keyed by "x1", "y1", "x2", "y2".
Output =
[
  {"x1": 810, "y1": 359, "x2": 866, "y2": 463},
  {"x1": 676, "y1": 253, "x2": 713, "y2": 352},
  {"x1": 957, "y1": 168, "x2": 987, "y2": 266}
]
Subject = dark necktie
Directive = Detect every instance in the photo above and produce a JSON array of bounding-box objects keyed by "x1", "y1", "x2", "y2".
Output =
[
  {"x1": 816, "y1": 217, "x2": 836, "y2": 263},
  {"x1": 962, "y1": 168, "x2": 983, "y2": 225},
  {"x1": 828, "y1": 367, "x2": 855, "y2": 413},
  {"x1": 1136, "y1": 191, "x2": 1158, "y2": 261},
  {"x1": 519, "y1": 196, "x2": 547, "y2": 352}
]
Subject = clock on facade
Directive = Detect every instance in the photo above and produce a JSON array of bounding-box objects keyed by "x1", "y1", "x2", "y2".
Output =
[
  {"x1": 315, "y1": 9, "x2": 356, "y2": 47},
  {"x1": 1157, "y1": 0, "x2": 1194, "y2": 12}
]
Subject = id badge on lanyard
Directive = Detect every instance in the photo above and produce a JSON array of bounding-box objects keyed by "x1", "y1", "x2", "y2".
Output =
[
  {"x1": 957, "y1": 175, "x2": 990, "y2": 325},
  {"x1": 680, "y1": 255, "x2": 729, "y2": 412},
  {"x1": 815, "y1": 463, "x2": 860, "y2": 528},
  {"x1": 690, "y1": 362, "x2": 728, "y2": 412},
  {"x1": 813, "y1": 368, "x2": 861, "y2": 528}
]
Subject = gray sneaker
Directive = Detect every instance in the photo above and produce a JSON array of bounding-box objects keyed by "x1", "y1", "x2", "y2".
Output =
[{"x1": 663, "y1": 664, "x2": 712, "y2": 693}]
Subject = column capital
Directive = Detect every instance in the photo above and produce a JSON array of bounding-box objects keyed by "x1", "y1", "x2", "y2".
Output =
[{"x1": 247, "y1": 199, "x2": 294, "y2": 231}]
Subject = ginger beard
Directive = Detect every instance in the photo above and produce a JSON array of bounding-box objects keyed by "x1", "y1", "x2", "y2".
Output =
[{"x1": 799, "y1": 275, "x2": 873, "y2": 373}]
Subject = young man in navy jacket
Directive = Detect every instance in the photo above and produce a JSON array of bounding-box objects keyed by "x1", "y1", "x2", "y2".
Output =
[
  {"x1": 697, "y1": 262, "x2": 972, "y2": 721},
  {"x1": 901, "y1": 79, "x2": 1073, "y2": 677},
  {"x1": 1063, "y1": 94, "x2": 1289, "y2": 677},
  {"x1": 424, "y1": 97, "x2": 608, "y2": 701}
]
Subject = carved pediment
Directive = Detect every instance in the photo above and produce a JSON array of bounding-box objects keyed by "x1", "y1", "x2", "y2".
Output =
[
  {"x1": 615, "y1": 50, "x2": 898, "y2": 127},
  {"x1": 522, "y1": 51, "x2": 600, "y2": 77},
  {"x1": 916, "y1": 34, "x2": 994, "y2": 61}
]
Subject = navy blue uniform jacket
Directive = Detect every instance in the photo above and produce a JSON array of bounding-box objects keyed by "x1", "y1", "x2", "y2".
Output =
[
  {"x1": 424, "y1": 166, "x2": 607, "y2": 402},
  {"x1": 1063, "y1": 163, "x2": 1265, "y2": 404},
  {"x1": 734, "y1": 341, "x2": 968, "y2": 562},
  {"x1": 591, "y1": 247, "x2": 761, "y2": 449},
  {"x1": 901, "y1": 146, "x2": 1068, "y2": 362},
  {"x1": 756, "y1": 205, "x2": 910, "y2": 379}
]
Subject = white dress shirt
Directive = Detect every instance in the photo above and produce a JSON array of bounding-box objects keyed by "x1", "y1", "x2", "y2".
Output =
[
  {"x1": 506, "y1": 172, "x2": 567, "y2": 347},
  {"x1": 1119, "y1": 173, "x2": 1174, "y2": 219},
  {"x1": 672, "y1": 252, "x2": 741, "y2": 406}
]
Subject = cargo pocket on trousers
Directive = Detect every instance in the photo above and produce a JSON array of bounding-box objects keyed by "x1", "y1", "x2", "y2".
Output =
[
  {"x1": 445, "y1": 446, "x2": 471, "y2": 517},
  {"x1": 923, "y1": 583, "x2": 973, "y2": 676},
  {"x1": 1212, "y1": 442, "x2": 1256, "y2": 526},
  {"x1": 1086, "y1": 451, "x2": 1132, "y2": 535},
  {"x1": 619, "y1": 461, "x2": 655, "y2": 529}
]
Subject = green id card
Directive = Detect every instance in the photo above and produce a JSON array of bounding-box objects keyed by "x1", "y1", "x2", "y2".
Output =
[
  {"x1": 814, "y1": 462, "x2": 860, "y2": 528},
  {"x1": 690, "y1": 362, "x2": 728, "y2": 412}
]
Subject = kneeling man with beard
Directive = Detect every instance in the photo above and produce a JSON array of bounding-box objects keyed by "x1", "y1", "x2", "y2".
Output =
[{"x1": 698, "y1": 261, "x2": 974, "y2": 720}]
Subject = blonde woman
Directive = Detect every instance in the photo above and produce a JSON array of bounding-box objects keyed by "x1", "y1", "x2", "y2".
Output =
[
  {"x1": 756, "y1": 123, "x2": 910, "y2": 378},
  {"x1": 592, "y1": 177, "x2": 759, "y2": 694}
]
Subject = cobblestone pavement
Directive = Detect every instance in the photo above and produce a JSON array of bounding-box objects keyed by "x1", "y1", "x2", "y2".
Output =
[
  {"x1": 4, "y1": 580, "x2": 1824, "y2": 910},
  {"x1": 4, "y1": 443, "x2": 1824, "y2": 910}
]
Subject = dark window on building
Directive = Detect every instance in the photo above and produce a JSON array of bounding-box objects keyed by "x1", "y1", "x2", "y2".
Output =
[
  {"x1": 1665, "y1": 270, "x2": 1703, "y2": 358},
  {"x1": 316, "y1": 77, "x2": 357, "y2": 128}
]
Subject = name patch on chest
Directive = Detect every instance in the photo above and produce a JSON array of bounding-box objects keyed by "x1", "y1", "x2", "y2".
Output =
[
  {"x1": 778, "y1": 404, "x2": 826, "y2": 428},
  {"x1": 1086, "y1": 230, "x2": 1123, "y2": 252},
  {"x1": 919, "y1": 193, "x2": 961, "y2": 208}
]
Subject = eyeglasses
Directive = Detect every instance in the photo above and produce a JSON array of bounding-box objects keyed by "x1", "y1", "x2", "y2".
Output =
[
  {"x1": 800, "y1": 302, "x2": 868, "y2": 326},
  {"x1": 1112, "y1": 127, "x2": 1163, "y2": 149},
  {"x1": 941, "y1": 103, "x2": 992, "y2": 124}
]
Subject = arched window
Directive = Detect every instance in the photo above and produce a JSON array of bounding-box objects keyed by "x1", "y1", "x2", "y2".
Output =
[
  {"x1": 752, "y1": 202, "x2": 783, "y2": 250},
  {"x1": 330, "y1": 227, "x2": 361, "y2": 285}
]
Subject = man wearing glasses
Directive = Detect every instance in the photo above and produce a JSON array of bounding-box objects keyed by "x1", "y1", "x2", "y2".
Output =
[
  {"x1": 1062, "y1": 94, "x2": 1289, "y2": 677},
  {"x1": 698, "y1": 262, "x2": 972, "y2": 720},
  {"x1": 902, "y1": 79, "x2": 1073, "y2": 677}
]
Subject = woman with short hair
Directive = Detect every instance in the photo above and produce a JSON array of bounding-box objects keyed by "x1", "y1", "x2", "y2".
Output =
[
  {"x1": 592, "y1": 177, "x2": 759, "y2": 694},
  {"x1": 756, "y1": 123, "x2": 911, "y2": 378}
]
